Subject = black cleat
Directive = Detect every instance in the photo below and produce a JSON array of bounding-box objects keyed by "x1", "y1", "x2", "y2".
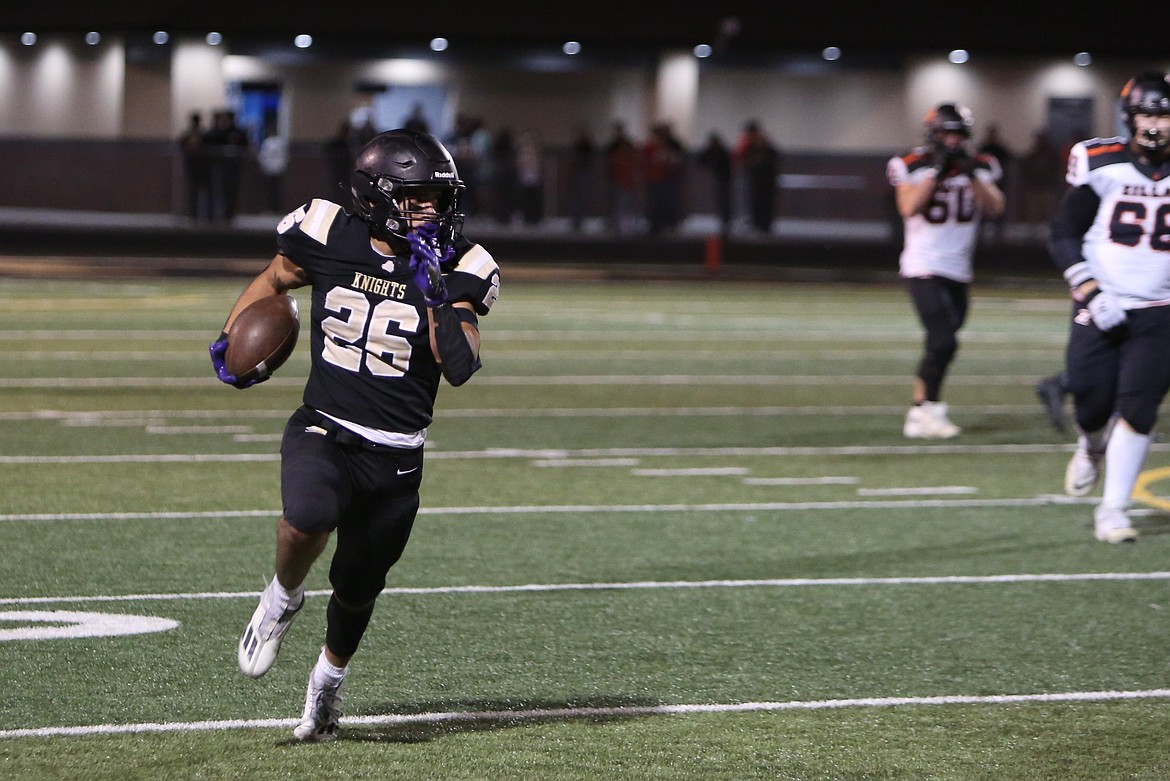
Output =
[{"x1": 1035, "y1": 375, "x2": 1066, "y2": 432}]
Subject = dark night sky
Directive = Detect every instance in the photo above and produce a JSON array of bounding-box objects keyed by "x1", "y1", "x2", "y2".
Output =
[{"x1": 0, "y1": 2, "x2": 1139, "y2": 59}]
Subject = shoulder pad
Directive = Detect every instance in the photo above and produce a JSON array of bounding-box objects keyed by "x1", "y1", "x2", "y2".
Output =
[
  {"x1": 1083, "y1": 138, "x2": 1129, "y2": 170},
  {"x1": 445, "y1": 243, "x2": 500, "y2": 316},
  {"x1": 276, "y1": 199, "x2": 344, "y2": 246}
]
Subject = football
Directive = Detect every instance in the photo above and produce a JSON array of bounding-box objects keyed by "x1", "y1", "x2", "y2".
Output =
[{"x1": 225, "y1": 294, "x2": 300, "y2": 383}]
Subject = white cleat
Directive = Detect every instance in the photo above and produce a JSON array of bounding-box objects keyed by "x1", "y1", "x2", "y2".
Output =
[
  {"x1": 238, "y1": 579, "x2": 303, "y2": 678},
  {"x1": 1064, "y1": 442, "x2": 1103, "y2": 497},
  {"x1": 903, "y1": 401, "x2": 961, "y2": 439},
  {"x1": 293, "y1": 674, "x2": 344, "y2": 743},
  {"x1": 1094, "y1": 506, "x2": 1137, "y2": 544}
]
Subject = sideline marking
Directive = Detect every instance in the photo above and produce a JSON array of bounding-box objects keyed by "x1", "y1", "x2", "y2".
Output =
[
  {"x1": 0, "y1": 443, "x2": 1097, "y2": 465},
  {"x1": 3, "y1": 688, "x2": 1169, "y2": 740},
  {"x1": 0, "y1": 374, "x2": 1070, "y2": 389},
  {"x1": 856, "y1": 486, "x2": 978, "y2": 496},
  {"x1": 3, "y1": 570, "x2": 1169, "y2": 607},
  {"x1": 0, "y1": 495, "x2": 1097, "y2": 523}
]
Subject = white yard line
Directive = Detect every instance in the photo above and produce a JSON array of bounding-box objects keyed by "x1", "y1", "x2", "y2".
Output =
[
  {"x1": 0, "y1": 443, "x2": 1091, "y2": 465},
  {"x1": 0, "y1": 374, "x2": 1067, "y2": 388},
  {"x1": 4, "y1": 570, "x2": 1166, "y2": 607},
  {"x1": 0, "y1": 495, "x2": 1096, "y2": 523},
  {"x1": 0, "y1": 404, "x2": 1075, "y2": 421},
  {"x1": 2, "y1": 689, "x2": 1168, "y2": 740}
]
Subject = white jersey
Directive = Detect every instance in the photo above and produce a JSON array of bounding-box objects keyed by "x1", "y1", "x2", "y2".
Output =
[
  {"x1": 1066, "y1": 137, "x2": 1170, "y2": 307},
  {"x1": 887, "y1": 147, "x2": 1002, "y2": 283}
]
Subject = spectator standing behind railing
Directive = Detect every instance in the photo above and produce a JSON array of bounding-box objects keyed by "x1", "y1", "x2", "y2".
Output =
[
  {"x1": 734, "y1": 120, "x2": 781, "y2": 234},
  {"x1": 566, "y1": 126, "x2": 595, "y2": 231},
  {"x1": 179, "y1": 111, "x2": 209, "y2": 222},
  {"x1": 204, "y1": 110, "x2": 249, "y2": 222},
  {"x1": 605, "y1": 121, "x2": 641, "y2": 234},
  {"x1": 697, "y1": 132, "x2": 732, "y2": 236},
  {"x1": 643, "y1": 122, "x2": 685, "y2": 234},
  {"x1": 258, "y1": 128, "x2": 289, "y2": 215}
]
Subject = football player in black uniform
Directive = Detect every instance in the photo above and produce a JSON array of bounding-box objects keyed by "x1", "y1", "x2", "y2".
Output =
[
  {"x1": 209, "y1": 129, "x2": 500, "y2": 741},
  {"x1": 1049, "y1": 72, "x2": 1170, "y2": 543}
]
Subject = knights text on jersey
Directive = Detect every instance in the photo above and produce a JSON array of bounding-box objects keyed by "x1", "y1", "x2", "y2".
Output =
[
  {"x1": 887, "y1": 147, "x2": 1002, "y2": 282},
  {"x1": 1066, "y1": 138, "x2": 1170, "y2": 307},
  {"x1": 274, "y1": 199, "x2": 500, "y2": 433}
]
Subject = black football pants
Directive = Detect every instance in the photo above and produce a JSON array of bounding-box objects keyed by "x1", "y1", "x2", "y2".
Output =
[{"x1": 906, "y1": 276, "x2": 969, "y2": 401}]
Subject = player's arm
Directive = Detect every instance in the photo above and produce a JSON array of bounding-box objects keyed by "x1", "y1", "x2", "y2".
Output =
[
  {"x1": 222, "y1": 253, "x2": 308, "y2": 333},
  {"x1": 1047, "y1": 184, "x2": 1101, "y2": 298},
  {"x1": 971, "y1": 177, "x2": 1005, "y2": 218},
  {"x1": 895, "y1": 174, "x2": 939, "y2": 218},
  {"x1": 209, "y1": 253, "x2": 307, "y2": 387},
  {"x1": 429, "y1": 301, "x2": 481, "y2": 387}
]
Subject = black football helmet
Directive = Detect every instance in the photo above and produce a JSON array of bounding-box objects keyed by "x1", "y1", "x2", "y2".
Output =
[
  {"x1": 924, "y1": 103, "x2": 974, "y2": 148},
  {"x1": 1121, "y1": 71, "x2": 1170, "y2": 155},
  {"x1": 350, "y1": 129, "x2": 465, "y2": 246}
]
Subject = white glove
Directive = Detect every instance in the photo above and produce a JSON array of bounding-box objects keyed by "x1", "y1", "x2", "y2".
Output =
[{"x1": 1087, "y1": 291, "x2": 1127, "y2": 331}]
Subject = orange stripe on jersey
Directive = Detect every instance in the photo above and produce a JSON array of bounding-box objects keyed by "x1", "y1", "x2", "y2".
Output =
[{"x1": 1087, "y1": 142, "x2": 1125, "y2": 157}]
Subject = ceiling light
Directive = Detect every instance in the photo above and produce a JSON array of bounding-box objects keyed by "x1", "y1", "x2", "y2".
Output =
[
  {"x1": 294, "y1": 34, "x2": 313, "y2": 48},
  {"x1": 20, "y1": 32, "x2": 37, "y2": 46},
  {"x1": 693, "y1": 43, "x2": 713, "y2": 58},
  {"x1": 563, "y1": 41, "x2": 581, "y2": 55},
  {"x1": 822, "y1": 46, "x2": 841, "y2": 61},
  {"x1": 948, "y1": 49, "x2": 969, "y2": 64},
  {"x1": 430, "y1": 37, "x2": 448, "y2": 52},
  {"x1": 1074, "y1": 52, "x2": 1092, "y2": 67},
  {"x1": 85, "y1": 32, "x2": 101, "y2": 45},
  {"x1": 206, "y1": 32, "x2": 223, "y2": 46}
]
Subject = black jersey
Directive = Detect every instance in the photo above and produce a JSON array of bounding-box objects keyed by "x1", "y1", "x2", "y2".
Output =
[{"x1": 275, "y1": 198, "x2": 500, "y2": 433}]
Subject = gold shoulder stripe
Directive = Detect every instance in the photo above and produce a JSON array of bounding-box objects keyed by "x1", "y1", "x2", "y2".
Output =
[
  {"x1": 455, "y1": 244, "x2": 499, "y2": 280},
  {"x1": 300, "y1": 199, "x2": 342, "y2": 245}
]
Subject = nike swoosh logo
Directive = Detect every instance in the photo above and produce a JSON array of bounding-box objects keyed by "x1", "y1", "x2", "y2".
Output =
[{"x1": 397, "y1": 467, "x2": 419, "y2": 475}]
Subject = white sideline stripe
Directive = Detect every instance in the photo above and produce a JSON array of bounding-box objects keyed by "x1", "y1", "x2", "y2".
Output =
[
  {"x1": 0, "y1": 328, "x2": 1066, "y2": 343},
  {"x1": 532, "y1": 458, "x2": 642, "y2": 467},
  {"x1": 0, "y1": 495, "x2": 1096, "y2": 522},
  {"x1": 0, "y1": 404, "x2": 1071, "y2": 422},
  {"x1": 4, "y1": 571, "x2": 1169, "y2": 606},
  {"x1": 0, "y1": 443, "x2": 1092, "y2": 465},
  {"x1": 857, "y1": 486, "x2": 979, "y2": 496},
  {"x1": 3, "y1": 689, "x2": 1169, "y2": 740},
  {"x1": 745, "y1": 477, "x2": 860, "y2": 485},
  {"x1": 0, "y1": 375, "x2": 1061, "y2": 389},
  {"x1": 145, "y1": 425, "x2": 252, "y2": 435},
  {"x1": 631, "y1": 467, "x2": 751, "y2": 476}
]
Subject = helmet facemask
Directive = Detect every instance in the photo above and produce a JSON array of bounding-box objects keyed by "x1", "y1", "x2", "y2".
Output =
[
  {"x1": 352, "y1": 172, "x2": 465, "y2": 246},
  {"x1": 924, "y1": 103, "x2": 974, "y2": 152},
  {"x1": 349, "y1": 129, "x2": 466, "y2": 250}
]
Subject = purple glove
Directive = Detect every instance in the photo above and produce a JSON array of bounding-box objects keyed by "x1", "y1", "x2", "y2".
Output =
[
  {"x1": 408, "y1": 223, "x2": 452, "y2": 307},
  {"x1": 208, "y1": 332, "x2": 259, "y2": 389}
]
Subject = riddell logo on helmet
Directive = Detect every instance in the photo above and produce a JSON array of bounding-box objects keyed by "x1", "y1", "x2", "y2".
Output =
[{"x1": 432, "y1": 172, "x2": 455, "y2": 178}]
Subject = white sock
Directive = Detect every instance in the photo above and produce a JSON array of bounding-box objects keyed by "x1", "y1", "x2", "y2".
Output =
[
  {"x1": 271, "y1": 576, "x2": 304, "y2": 607},
  {"x1": 1100, "y1": 419, "x2": 1151, "y2": 511},
  {"x1": 311, "y1": 647, "x2": 348, "y2": 689}
]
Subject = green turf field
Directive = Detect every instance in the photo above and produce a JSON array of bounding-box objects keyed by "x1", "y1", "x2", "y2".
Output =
[{"x1": 2, "y1": 275, "x2": 1169, "y2": 780}]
